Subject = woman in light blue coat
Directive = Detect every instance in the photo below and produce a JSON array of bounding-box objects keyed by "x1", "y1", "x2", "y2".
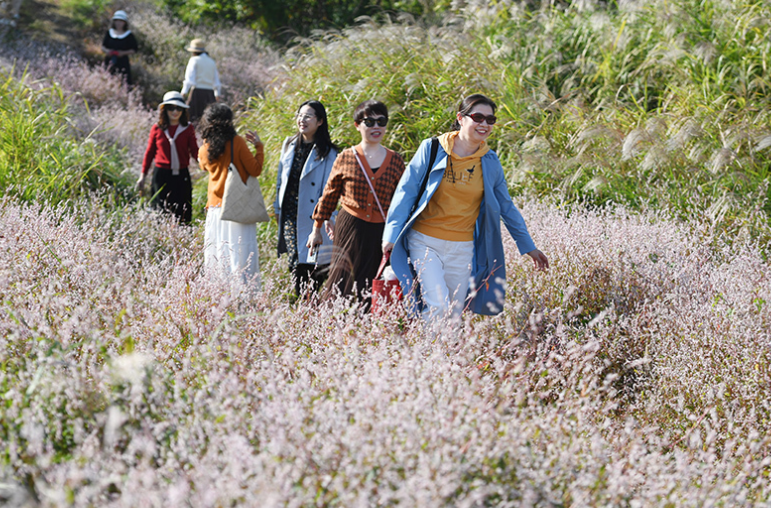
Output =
[
  {"x1": 383, "y1": 94, "x2": 548, "y2": 320},
  {"x1": 274, "y1": 100, "x2": 339, "y2": 298}
]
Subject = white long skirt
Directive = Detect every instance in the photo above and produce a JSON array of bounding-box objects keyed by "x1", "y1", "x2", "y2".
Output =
[{"x1": 204, "y1": 206, "x2": 260, "y2": 290}]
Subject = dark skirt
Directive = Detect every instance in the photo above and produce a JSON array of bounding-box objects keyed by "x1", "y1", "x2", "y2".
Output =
[
  {"x1": 151, "y1": 165, "x2": 193, "y2": 224},
  {"x1": 293, "y1": 263, "x2": 329, "y2": 299},
  {"x1": 187, "y1": 88, "x2": 216, "y2": 123},
  {"x1": 323, "y1": 208, "x2": 384, "y2": 311},
  {"x1": 104, "y1": 57, "x2": 132, "y2": 85}
]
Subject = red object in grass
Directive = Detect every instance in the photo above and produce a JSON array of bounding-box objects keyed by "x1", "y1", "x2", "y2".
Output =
[{"x1": 371, "y1": 252, "x2": 402, "y2": 315}]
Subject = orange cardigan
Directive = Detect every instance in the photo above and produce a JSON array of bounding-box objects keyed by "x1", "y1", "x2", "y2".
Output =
[{"x1": 199, "y1": 136, "x2": 264, "y2": 208}]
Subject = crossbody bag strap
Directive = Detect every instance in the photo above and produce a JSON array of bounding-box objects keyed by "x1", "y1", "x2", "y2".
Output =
[{"x1": 353, "y1": 149, "x2": 386, "y2": 219}]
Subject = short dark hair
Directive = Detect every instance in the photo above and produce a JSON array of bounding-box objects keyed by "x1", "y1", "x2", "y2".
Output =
[
  {"x1": 451, "y1": 94, "x2": 497, "y2": 131},
  {"x1": 353, "y1": 100, "x2": 388, "y2": 124}
]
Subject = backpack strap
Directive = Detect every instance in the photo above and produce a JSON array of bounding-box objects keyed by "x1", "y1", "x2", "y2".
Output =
[{"x1": 410, "y1": 137, "x2": 439, "y2": 216}]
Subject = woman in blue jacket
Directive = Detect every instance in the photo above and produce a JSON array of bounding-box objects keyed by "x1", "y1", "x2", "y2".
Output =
[
  {"x1": 382, "y1": 94, "x2": 548, "y2": 320},
  {"x1": 274, "y1": 100, "x2": 339, "y2": 298}
]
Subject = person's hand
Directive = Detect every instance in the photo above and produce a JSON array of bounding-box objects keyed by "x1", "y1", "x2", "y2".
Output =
[
  {"x1": 136, "y1": 175, "x2": 146, "y2": 194},
  {"x1": 245, "y1": 130, "x2": 262, "y2": 148},
  {"x1": 526, "y1": 249, "x2": 549, "y2": 271},
  {"x1": 324, "y1": 220, "x2": 335, "y2": 241},
  {"x1": 306, "y1": 227, "x2": 323, "y2": 254},
  {"x1": 382, "y1": 242, "x2": 394, "y2": 255}
]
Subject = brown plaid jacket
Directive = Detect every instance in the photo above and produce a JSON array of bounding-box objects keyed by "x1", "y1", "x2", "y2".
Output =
[{"x1": 313, "y1": 146, "x2": 405, "y2": 226}]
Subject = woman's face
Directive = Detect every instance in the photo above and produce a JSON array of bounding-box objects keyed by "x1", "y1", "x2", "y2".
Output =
[
  {"x1": 355, "y1": 113, "x2": 387, "y2": 145},
  {"x1": 113, "y1": 20, "x2": 127, "y2": 31},
  {"x1": 457, "y1": 103, "x2": 495, "y2": 145},
  {"x1": 165, "y1": 105, "x2": 183, "y2": 123},
  {"x1": 296, "y1": 105, "x2": 322, "y2": 140}
]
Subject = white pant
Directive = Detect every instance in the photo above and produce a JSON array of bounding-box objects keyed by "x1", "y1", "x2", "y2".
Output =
[
  {"x1": 204, "y1": 206, "x2": 260, "y2": 289},
  {"x1": 407, "y1": 229, "x2": 474, "y2": 321}
]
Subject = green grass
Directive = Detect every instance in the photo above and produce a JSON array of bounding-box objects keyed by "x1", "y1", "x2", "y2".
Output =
[
  {"x1": 6, "y1": 0, "x2": 771, "y2": 246},
  {"x1": 0, "y1": 69, "x2": 134, "y2": 207},
  {"x1": 239, "y1": 1, "x2": 771, "y2": 246}
]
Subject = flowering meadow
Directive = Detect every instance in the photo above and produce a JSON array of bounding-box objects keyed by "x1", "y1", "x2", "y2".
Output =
[
  {"x1": 2, "y1": 0, "x2": 771, "y2": 505},
  {"x1": 1, "y1": 196, "x2": 770, "y2": 506}
]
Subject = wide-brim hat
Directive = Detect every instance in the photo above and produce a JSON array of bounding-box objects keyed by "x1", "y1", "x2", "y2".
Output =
[
  {"x1": 112, "y1": 10, "x2": 129, "y2": 22},
  {"x1": 159, "y1": 91, "x2": 189, "y2": 109},
  {"x1": 186, "y1": 39, "x2": 206, "y2": 53}
]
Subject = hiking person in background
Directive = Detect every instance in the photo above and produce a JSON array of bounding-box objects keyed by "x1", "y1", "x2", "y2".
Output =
[
  {"x1": 198, "y1": 103, "x2": 264, "y2": 286},
  {"x1": 308, "y1": 100, "x2": 405, "y2": 311},
  {"x1": 137, "y1": 91, "x2": 198, "y2": 224},
  {"x1": 101, "y1": 10, "x2": 137, "y2": 85},
  {"x1": 275, "y1": 100, "x2": 339, "y2": 300},
  {"x1": 181, "y1": 39, "x2": 221, "y2": 123},
  {"x1": 383, "y1": 93, "x2": 548, "y2": 321}
]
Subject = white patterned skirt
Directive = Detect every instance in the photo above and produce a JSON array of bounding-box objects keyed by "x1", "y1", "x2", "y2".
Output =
[{"x1": 204, "y1": 206, "x2": 260, "y2": 289}]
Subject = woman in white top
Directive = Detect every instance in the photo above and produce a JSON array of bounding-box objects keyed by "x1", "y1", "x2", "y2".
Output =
[{"x1": 181, "y1": 38, "x2": 221, "y2": 122}]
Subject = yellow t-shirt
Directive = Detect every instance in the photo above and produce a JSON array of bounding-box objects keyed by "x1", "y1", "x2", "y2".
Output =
[{"x1": 412, "y1": 131, "x2": 487, "y2": 241}]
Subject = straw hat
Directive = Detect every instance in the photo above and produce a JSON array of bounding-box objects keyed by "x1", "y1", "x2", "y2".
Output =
[
  {"x1": 159, "y1": 91, "x2": 189, "y2": 109},
  {"x1": 186, "y1": 39, "x2": 206, "y2": 53},
  {"x1": 112, "y1": 10, "x2": 129, "y2": 22}
]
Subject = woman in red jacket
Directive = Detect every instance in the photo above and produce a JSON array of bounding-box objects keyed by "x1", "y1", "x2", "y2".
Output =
[{"x1": 138, "y1": 91, "x2": 199, "y2": 224}]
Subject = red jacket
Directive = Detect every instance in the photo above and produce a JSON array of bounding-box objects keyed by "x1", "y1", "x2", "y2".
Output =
[{"x1": 142, "y1": 123, "x2": 199, "y2": 175}]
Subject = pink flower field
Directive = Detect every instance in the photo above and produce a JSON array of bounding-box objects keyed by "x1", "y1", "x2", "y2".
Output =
[{"x1": 1, "y1": 197, "x2": 769, "y2": 506}]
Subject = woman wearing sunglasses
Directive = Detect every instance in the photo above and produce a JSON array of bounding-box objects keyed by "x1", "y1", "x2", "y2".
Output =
[
  {"x1": 275, "y1": 100, "x2": 339, "y2": 299},
  {"x1": 138, "y1": 91, "x2": 199, "y2": 224},
  {"x1": 383, "y1": 93, "x2": 548, "y2": 321},
  {"x1": 308, "y1": 100, "x2": 405, "y2": 310}
]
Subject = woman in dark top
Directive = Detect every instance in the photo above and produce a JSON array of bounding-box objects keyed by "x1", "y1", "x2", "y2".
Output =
[
  {"x1": 101, "y1": 10, "x2": 138, "y2": 85},
  {"x1": 274, "y1": 100, "x2": 339, "y2": 299}
]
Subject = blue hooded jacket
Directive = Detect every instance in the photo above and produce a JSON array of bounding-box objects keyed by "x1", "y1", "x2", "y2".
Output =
[{"x1": 383, "y1": 137, "x2": 536, "y2": 315}]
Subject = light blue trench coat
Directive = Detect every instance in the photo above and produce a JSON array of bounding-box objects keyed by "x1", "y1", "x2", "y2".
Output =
[{"x1": 274, "y1": 137, "x2": 338, "y2": 266}]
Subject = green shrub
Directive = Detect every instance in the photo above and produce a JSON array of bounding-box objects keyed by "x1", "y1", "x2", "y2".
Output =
[
  {"x1": 0, "y1": 70, "x2": 134, "y2": 206},
  {"x1": 59, "y1": 0, "x2": 114, "y2": 31},
  {"x1": 240, "y1": 2, "x2": 771, "y2": 246}
]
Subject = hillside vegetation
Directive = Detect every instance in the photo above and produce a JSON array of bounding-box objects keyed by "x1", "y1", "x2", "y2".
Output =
[{"x1": 1, "y1": 0, "x2": 771, "y2": 505}]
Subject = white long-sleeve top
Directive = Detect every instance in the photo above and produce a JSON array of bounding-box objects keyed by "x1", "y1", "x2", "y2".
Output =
[{"x1": 181, "y1": 53, "x2": 221, "y2": 97}]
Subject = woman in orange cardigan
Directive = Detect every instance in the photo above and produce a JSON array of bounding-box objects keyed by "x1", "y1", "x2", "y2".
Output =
[{"x1": 198, "y1": 103, "x2": 264, "y2": 285}]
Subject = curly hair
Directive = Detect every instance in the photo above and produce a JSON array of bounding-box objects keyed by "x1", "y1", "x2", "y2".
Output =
[{"x1": 199, "y1": 103, "x2": 237, "y2": 161}]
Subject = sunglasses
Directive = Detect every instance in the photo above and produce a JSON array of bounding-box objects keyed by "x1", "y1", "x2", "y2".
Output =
[
  {"x1": 464, "y1": 112, "x2": 497, "y2": 125},
  {"x1": 165, "y1": 105, "x2": 184, "y2": 112},
  {"x1": 361, "y1": 117, "x2": 388, "y2": 128}
]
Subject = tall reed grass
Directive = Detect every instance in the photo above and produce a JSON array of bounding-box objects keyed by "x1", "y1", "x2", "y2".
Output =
[
  {"x1": 243, "y1": 1, "x2": 771, "y2": 245},
  {"x1": 0, "y1": 69, "x2": 133, "y2": 206}
]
